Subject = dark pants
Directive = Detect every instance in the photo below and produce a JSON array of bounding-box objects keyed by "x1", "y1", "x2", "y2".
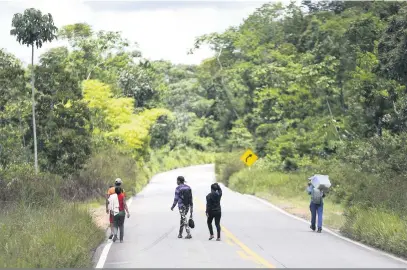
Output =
[
  {"x1": 310, "y1": 202, "x2": 323, "y2": 229},
  {"x1": 114, "y1": 212, "x2": 125, "y2": 241},
  {"x1": 207, "y1": 211, "x2": 221, "y2": 238}
]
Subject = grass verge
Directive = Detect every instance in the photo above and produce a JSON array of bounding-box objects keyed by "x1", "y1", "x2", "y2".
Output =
[
  {"x1": 0, "y1": 203, "x2": 105, "y2": 268},
  {"x1": 216, "y1": 154, "x2": 407, "y2": 258},
  {"x1": 341, "y1": 206, "x2": 407, "y2": 257},
  {"x1": 227, "y1": 165, "x2": 345, "y2": 231}
]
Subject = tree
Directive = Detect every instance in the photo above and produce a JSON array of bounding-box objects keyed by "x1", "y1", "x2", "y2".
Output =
[
  {"x1": 58, "y1": 23, "x2": 141, "y2": 90},
  {"x1": 33, "y1": 47, "x2": 93, "y2": 175},
  {"x1": 378, "y1": 7, "x2": 407, "y2": 88},
  {"x1": 0, "y1": 49, "x2": 30, "y2": 169},
  {"x1": 10, "y1": 8, "x2": 58, "y2": 174}
]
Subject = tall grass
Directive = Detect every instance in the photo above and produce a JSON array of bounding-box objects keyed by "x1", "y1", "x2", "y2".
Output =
[
  {"x1": 0, "y1": 203, "x2": 105, "y2": 268},
  {"x1": 228, "y1": 167, "x2": 309, "y2": 197},
  {"x1": 341, "y1": 206, "x2": 407, "y2": 257}
]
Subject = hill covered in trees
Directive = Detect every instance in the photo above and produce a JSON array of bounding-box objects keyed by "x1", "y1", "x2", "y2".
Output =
[{"x1": 2, "y1": 1, "x2": 407, "y2": 266}]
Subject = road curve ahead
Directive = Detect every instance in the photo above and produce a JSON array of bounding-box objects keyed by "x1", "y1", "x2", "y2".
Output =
[{"x1": 100, "y1": 164, "x2": 407, "y2": 268}]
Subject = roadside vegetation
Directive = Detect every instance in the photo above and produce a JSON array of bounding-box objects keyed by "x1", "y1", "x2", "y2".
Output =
[{"x1": 2, "y1": 1, "x2": 407, "y2": 266}]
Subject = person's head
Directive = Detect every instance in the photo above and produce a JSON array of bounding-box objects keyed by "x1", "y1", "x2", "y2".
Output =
[
  {"x1": 115, "y1": 186, "x2": 122, "y2": 194},
  {"x1": 177, "y1": 176, "x2": 185, "y2": 185},
  {"x1": 115, "y1": 178, "x2": 123, "y2": 186},
  {"x1": 211, "y1": 183, "x2": 219, "y2": 192}
]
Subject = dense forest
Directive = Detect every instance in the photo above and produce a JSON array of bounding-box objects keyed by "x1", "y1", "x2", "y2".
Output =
[{"x1": 2, "y1": 1, "x2": 407, "y2": 267}]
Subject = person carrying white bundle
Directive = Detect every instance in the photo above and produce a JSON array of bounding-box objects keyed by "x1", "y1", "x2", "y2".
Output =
[{"x1": 306, "y1": 175, "x2": 331, "y2": 233}]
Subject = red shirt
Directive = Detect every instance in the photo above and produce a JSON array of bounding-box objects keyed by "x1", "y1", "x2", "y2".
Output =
[{"x1": 118, "y1": 193, "x2": 125, "y2": 211}]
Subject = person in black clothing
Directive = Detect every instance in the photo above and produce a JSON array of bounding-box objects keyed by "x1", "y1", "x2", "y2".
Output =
[{"x1": 206, "y1": 183, "x2": 222, "y2": 241}]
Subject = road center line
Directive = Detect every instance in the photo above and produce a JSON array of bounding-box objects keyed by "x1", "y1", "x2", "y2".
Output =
[{"x1": 194, "y1": 198, "x2": 275, "y2": 268}]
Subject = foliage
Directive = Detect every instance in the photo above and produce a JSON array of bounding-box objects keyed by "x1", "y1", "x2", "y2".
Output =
[
  {"x1": 10, "y1": 8, "x2": 58, "y2": 48},
  {"x1": 341, "y1": 206, "x2": 407, "y2": 257},
  {"x1": 6, "y1": 1, "x2": 407, "y2": 262},
  {"x1": 58, "y1": 23, "x2": 140, "y2": 84},
  {"x1": 82, "y1": 79, "x2": 134, "y2": 131},
  {"x1": 0, "y1": 49, "x2": 30, "y2": 169},
  {"x1": 105, "y1": 108, "x2": 172, "y2": 157}
]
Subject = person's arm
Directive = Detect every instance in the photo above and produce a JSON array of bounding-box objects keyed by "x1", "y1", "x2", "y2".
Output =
[
  {"x1": 171, "y1": 188, "x2": 179, "y2": 210},
  {"x1": 217, "y1": 184, "x2": 222, "y2": 197},
  {"x1": 190, "y1": 190, "x2": 193, "y2": 216},
  {"x1": 306, "y1": 183, "x2": 312, "y2": 195},
  {"x1": 124, "y1": 199, "x2": 130, "y2": 218},
  {"x1": 105, "y1": 191, "x2": 110, "y2": 214}
]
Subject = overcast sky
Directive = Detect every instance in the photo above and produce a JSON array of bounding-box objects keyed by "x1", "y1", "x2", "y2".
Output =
[{"x1": 0, "y1": 0, "x2": 290, "y2": 66}]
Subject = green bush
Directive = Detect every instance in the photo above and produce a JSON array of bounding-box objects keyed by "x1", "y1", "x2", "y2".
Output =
[
  {"x1": 214, "y1": 151, "x2": 245, "y2": 186},
  {"x1": 0, "y1": 203, "x2": 105, "y2": 268},
  {"x1": 0, "y1": 147, "x2": 141, "y2": 204},
  {"x1": 0, "y1": 165, "x2": 62, "y2": 207},
  {"x1": 70, "y1": 147, "x2": 139, "y2": 200}
]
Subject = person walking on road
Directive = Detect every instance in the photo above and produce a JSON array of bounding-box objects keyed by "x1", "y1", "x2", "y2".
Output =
[
  {"x1": 108, "y1": 186, "x2": 130, "y2": 243},
  {"x1": 307, "y1": 180, "x2": 325, "y2": 233},
  {"x1": 171, "y1": 176, "x2": 193, "y2": 239},
  {"x1": 106, "y1": 178, "x2": 126, "y2": 239},
  {"x1": 206, "y1": 183, "x2": 222, "y2": 241}
]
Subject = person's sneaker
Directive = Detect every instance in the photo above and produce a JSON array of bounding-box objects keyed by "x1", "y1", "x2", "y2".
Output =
[
  {"x1": 310, "y1": 225, "x2": 316, "y2": 231},
  {"x1": 317, "y1": 228, "x2": 322, "y2": 233},
  {"x1": 185, "y1": 234, "x2": 192, "y2": 239},
  {"x1": 113, "y1": 235, "x2": 118, "y2": 242},
  {"x1": 178, "y1": 234, "x2": 183, "y2": 239},
  {"x1": 209, "y1": 235, "x2": 214, "y2": 240},
  {"x1": 216, "y1": 238, "x2": 221, "y2": 241},
  {"x1": 108, "y1": 234, "x2": 113, "y2": 240},
  {"x1": 120, "y1": 240, "x2": 123, "y2": 243}
]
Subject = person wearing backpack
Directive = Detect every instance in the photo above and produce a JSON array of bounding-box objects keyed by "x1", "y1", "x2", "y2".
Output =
[
  {"x1": 307, "y1": 180, "x2": 325, "y2": 233},
  {"x1": 171, "y1": 176, "x2": 193, "y2": 239}
]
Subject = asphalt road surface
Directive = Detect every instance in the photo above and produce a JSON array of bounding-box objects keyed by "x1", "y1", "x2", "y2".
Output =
[{"x1": 100, "y1": 164, "x2": 407, "y2": 268}]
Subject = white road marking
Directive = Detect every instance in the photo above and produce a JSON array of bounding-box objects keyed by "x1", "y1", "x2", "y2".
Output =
[
  {"x1": 95, "y1": 197, "x2": 133, "y2": 269},
  {"x1": 245, "y1": 194, "x2": 407, "y2": 265}
]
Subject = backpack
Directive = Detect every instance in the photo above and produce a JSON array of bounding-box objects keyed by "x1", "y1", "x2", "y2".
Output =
[
  {"x1": 180, "y1": 186, "x2": 192, "y2": 206},
  {"x1": 311, "y1": 188, "x2": 323, "y2": 205}
]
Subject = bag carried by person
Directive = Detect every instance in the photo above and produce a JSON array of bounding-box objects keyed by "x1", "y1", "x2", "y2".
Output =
[
  {"x1": 188, "y1": 217, "x2": 195, "y2": 229},
  {"x1": 311, "y1": 188, "x2": 323, "y2": 205},
  {"x1": 180, "y1": 187, "x2": 193, "y2": 206}
]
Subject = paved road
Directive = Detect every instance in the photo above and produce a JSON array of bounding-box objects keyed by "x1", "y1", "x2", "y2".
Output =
[{"x1": 101, "y1": 164, "x2": 407, "y2": 268}]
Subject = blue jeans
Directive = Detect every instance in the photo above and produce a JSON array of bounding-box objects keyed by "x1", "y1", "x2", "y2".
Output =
[{"x1": 310, "y1": 202, "x2": 323, "y2": 229}]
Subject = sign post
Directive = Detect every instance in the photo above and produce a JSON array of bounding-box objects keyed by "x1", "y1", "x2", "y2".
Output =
[{"x1": 240, "y1": 149, "x2": 259, "y2": 194}]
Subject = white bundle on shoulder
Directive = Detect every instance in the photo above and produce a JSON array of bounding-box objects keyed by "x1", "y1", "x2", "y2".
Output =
[
  {"x1": 309, "y1": 174, "x2": 331, "y2": 191},
  {"x1": 108, "y1": 193, "x2": 120, "y2": 216}
]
